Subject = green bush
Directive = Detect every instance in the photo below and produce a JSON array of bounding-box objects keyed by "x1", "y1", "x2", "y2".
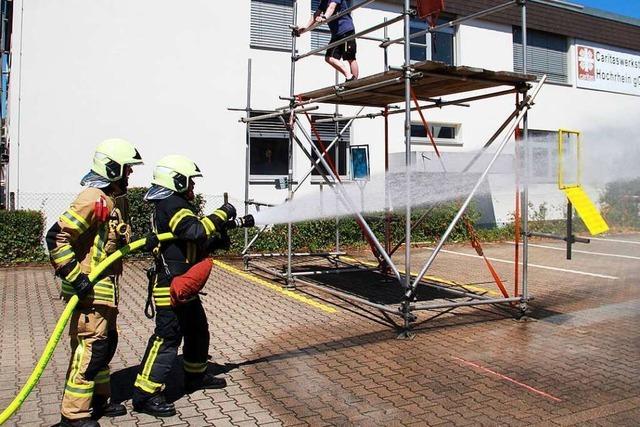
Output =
[
  {"x1": 600, "y1": 178, "x2": 640, "y2": 229},
  {"x1": 0, "y1": 210, "x2": 48, "y2": 264}
]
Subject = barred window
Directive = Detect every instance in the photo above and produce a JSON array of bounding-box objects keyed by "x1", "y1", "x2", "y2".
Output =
[
  {"x1": 513, "y1": 27, "x2": 568, "y2": 84},
  {"x1": 310, "y1": 115, "x2": 351, "y2": 180},
  {"x1": 250, "y1": 0, "x2": 294, "y2": 51},
  {"x1": 411, "y1": 122, "x2": 461, "y2": 146},
  {"x1": 249, "y1": 112, "x2": 290, "y2": 180}
]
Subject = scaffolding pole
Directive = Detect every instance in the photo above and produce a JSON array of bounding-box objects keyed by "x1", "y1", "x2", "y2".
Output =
[
  {"x1": 243, "y1": 59, "x2": 252, "y2": 247},
  {"x1": 520, "y1": 0, "x2": 530, "y2": 313},
  {"x1": 286, "y1": 0, "x2": 299, "y2": 288}
]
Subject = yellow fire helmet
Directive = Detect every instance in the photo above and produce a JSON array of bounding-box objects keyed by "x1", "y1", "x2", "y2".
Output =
[
  {"x1": 92, "y1": 138, "x2": 143, "y2": 181},
  {"x1": 152, "y1": 154, "x2": 203, "y2": 193}
]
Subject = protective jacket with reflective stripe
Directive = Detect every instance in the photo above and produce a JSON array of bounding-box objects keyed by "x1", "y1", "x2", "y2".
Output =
[
  {"x1": 46, "y1": 187, "x2": 129, "y2": 307},
  {"x1": 152, "y1": 194, "x2": 223, "y2": 283}
]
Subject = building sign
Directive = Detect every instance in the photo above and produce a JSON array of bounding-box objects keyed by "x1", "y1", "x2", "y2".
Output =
[{"x1": 576, "y1": 40, "x2": 640, "y2": 96}]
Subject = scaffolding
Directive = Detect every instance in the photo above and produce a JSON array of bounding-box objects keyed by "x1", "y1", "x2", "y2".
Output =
[{"x1": 239, "y1": 0, "x2": 544, "y2": 335}]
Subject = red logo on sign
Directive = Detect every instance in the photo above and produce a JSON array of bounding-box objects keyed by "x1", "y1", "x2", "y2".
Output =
[{"x1": 577, "y1": 46, "x2": 595, "y2": 81}]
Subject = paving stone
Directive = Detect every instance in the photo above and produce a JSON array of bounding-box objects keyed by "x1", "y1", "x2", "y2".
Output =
[{"x1": 1, "y1": 243, "x2": 640, "y2": 426}]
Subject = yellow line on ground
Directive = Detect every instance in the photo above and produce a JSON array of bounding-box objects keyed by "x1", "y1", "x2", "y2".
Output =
[
  {"x1": 339, "y1": 256, "x2": 501, "y2": 297},
  {"x1": 212, "y1": 260, "x2": 338, "y2": 314}
]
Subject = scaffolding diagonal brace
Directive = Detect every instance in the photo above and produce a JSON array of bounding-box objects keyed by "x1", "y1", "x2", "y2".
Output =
[{"x1": 407, "y1": 75, "x2": 547, "y2": 299}]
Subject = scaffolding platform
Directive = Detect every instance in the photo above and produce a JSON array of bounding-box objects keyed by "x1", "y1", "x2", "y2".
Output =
[{"x1": 297, "y1": 60, "x2": 537, "y2": 107}]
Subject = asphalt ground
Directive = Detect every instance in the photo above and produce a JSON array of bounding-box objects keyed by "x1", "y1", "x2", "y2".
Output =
[{"x1": 1, "y1": 232, "x2": 639, "y2": 426}]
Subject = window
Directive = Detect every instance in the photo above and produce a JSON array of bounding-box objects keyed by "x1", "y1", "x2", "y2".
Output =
[
  {"x1": 513, "y1": 27, "x2": 568, "y2": 84},
  {"x1": 250, "y1": 0, "x2": 294, "y2": 51},
  {"x1": 410, "y1": 16, "x2": 455, "y2": 64},
  {"x1": 310, "y1": 0, "x2": 331, "y2": 50},
  {"x1": 310, "y1": 115, "x2": 351, "y2": 181},
  {"x1": 249, "y1": 112, "x2": 290, "y2": 180},
  {"x1": 411, "y1": 122, "x2": 461, "y2": 146}
]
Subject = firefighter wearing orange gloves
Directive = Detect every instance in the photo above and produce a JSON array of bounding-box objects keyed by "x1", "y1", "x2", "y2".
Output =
[
  {"x1": 46, "y1": 139, "x2": 143, "y2": 427},
  {"x1": 132, "y1": 155, "x2": 253, "y2": 418}
]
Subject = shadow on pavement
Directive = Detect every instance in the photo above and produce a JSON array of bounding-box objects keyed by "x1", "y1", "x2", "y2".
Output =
[{"x1": 110, "y1": 356, "x2": 238, "y2": 404}]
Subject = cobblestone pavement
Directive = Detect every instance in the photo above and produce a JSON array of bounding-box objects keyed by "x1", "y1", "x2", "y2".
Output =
[{"x1": 1, "y1": 233, "x2": 639, "y2": 426}]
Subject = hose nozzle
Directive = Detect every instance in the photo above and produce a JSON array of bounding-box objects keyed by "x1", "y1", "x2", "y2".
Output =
[{"x1": 228, "y1": 214, "x2": 255, "y2": 229}]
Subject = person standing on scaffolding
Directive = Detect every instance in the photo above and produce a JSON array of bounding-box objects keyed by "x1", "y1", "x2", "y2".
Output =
[{"x1": 294, "y1": 0, "x2": 359, "y2": 82}]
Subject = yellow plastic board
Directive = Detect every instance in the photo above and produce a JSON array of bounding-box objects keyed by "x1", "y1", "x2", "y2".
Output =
[{"x1": 563, "y1": 186, "x2": 609, "y2": 235}]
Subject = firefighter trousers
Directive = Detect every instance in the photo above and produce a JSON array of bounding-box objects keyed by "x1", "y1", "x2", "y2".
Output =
[
  {"x1": 61, "y1": 305, "x2": 118, "y2": 420},
  {"x1": 133, "y1": 299, "x2": 209, "y2": 403}
]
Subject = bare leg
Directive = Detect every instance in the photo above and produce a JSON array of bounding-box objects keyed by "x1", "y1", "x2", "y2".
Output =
[
  {"x1": 325, "y1": 57, "x2": 351, "y2": 79},
  {"x1": 348, "y1": 59, "x2": 359, "y2": 79}
]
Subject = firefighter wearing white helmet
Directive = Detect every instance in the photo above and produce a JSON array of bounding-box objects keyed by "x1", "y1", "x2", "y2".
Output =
[
  {"x1": 45, "y1": 138, "x2": 143, "y2": 427},
  {"x1": 132, "y1": 154, "x2": 254, "y2": 418}
]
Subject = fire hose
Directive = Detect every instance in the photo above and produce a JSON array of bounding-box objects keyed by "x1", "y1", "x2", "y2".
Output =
[{"x1": 0, "y1": 232, "x2": 175, "y2": 425}]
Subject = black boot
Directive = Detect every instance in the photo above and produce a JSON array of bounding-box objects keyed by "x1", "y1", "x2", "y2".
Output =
[
  {"x1": 59, "y1": 416, "x2": 100, "y2": 427},
  {"x1": 185, "y1": 373, "x2": 227, "y2": 393},
  {"x1": 92, "y1": 395, "x2": 127, "y2": 418},
  {"x1": 132, "y1": 393, "x2": 176, "y2": 418}
]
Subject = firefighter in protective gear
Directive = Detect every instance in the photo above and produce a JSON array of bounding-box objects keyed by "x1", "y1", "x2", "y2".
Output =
[
  {"x1": 132, "y1": 154, "x2": 245, "y2": 418},
  {"x1": 46, "y1": 138, "x2": 143, "y2": 427}
]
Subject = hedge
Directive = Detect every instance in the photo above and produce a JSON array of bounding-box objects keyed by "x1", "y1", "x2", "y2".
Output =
[
  {"x1": 0, "y1": 210, "x2": 48, "y2": 264},
  {"x1": 600, "y1": 178, "x2": 640, "y2": 229}
]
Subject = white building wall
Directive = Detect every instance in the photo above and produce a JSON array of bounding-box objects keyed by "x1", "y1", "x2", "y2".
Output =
[{"x1": 7, "y1": 0, "x2": 640, "y2": 225}]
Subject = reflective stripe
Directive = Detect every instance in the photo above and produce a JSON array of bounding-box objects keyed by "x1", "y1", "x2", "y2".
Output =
[
  {"x1": 60, "y1": 209, "x2": 90, "y2": 233},
  {"x1": 64, "y1": 381, "x2": 94, "y2": 398},
  {"x1": 169, "y1": 209, "x2": 196, "y2": 233},
  {"x1": 153, "y1": 286, "x2": 170, "y2": 296},
  {"x1": 70, "y1": 337, "x2": 87, "y2": 385},
  {"x1": 183, "y1": 360, "x2": 207, "y2": 374},
  {"x1": 89, "y1": 225, "x2": 115, "y2": 304},
  {"x1": 61, "y1": 282, "x2": 75, "y2": 295},
  {"x1": 154, "y1": 297, "x2": 172, "y2": 307},
  {"x1": 200, "y1": 217, "x2": 216, "y2": 237},
  {"x1": 135, "y1": 336, "x2": 165, "y2": 393},
  {"x1": 212, "y1": 209, "x2": 228, "y2": 222},
  {"x1": 91, "y1": 226, "x2": 108, "y2": 270},
  {"x1": 62, "y1": 278, "x2": 115, "y2": 302},
  {"x1": 142, "y1": 337, "x2": 163, "y2": 379},
  {"x1": 95, "y1": 370, "x2": 110, "y2": 384},
  {"x1": 64, "y1": 262, "x2": 82, "y2": 282},
  {"x1": 153, "y1": 283, "x2": 171, "y2": 307},
  {"x1": 134, "y1": 374, "x2": 164, "y2": 394},
  {"x1": 50, "y1": 244, "x2": 75, "y2": 265}
]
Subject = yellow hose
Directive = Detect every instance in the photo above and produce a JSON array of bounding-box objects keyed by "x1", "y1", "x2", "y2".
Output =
[{"x1": 0, "y1": 232, "x2": 175, "y2": 425}]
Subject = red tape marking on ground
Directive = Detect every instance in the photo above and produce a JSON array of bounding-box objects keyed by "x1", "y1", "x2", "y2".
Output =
[{"x1": 452, "y1": 356, "x2": 562, "y2": 402}]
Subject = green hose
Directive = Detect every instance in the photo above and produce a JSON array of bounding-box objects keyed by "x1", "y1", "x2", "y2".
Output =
[{"x1": 0, "y1": 232, "x2": 175, "y2": 425}]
